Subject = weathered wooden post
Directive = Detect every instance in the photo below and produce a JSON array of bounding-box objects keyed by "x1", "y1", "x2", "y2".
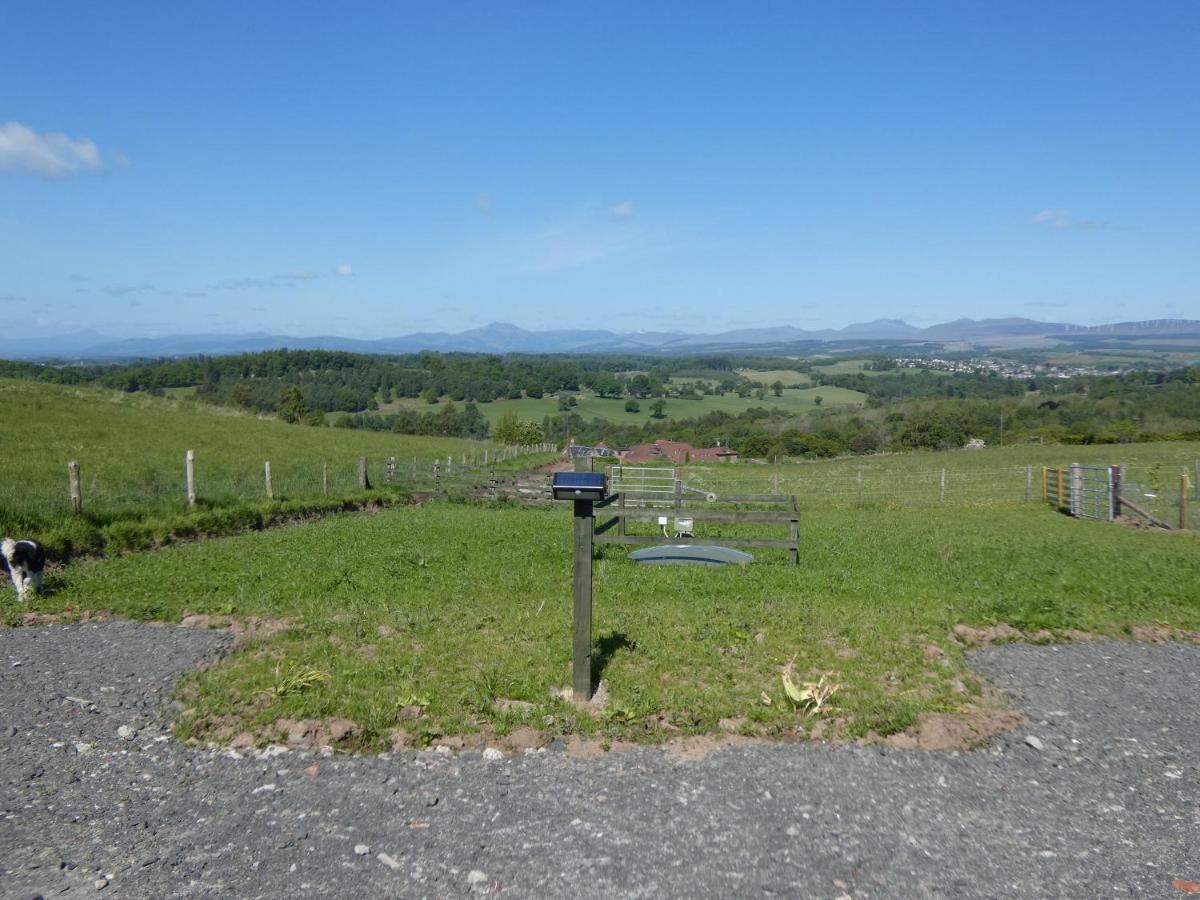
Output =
[
  {"x1": 572, "y1": 455, "x2": 594, "y2": 702},
  {"x1": 1111, "y1": 465, "x2": 1122, "y2": 519},
  {"x1": 434, "y1": 461, "x2": 440, "y2": 493},
  {"x1": 264, "y1": 461, "x2": 273, "y2": 499},
  {"x1": 1025, "y1": 465, "x2": 1033, "y2": 502},
  {"x1": 856, "y1": 469, "x2": 863, "y2": 504},
  {"x1": 1041, "y1": 466, "x2": 1049, "y2": 503},
  {"x1": 67, "y1": 461, "x2": 83, "y2": 514},
  {"x1": 358, "y1": 456, "x2": 370, "y2": 490},
  {"x1": 322, "y1": 461, "x2": 329, "y2": 496},
  {"x1": 1181, "y1": 473, "x2": 1190, "y2": 531},
  {"x1": 1069, "y1": 463, "x2": 1082, "y2": 517},
  {"x1": 1057, "y1": 467, "x2": 1066, "y2": 510},
  {"x1": 939, "y1": 468, "x2": 946, "y2": 503},
  {"x1": 186, "y1": 450, "x2": 196, "y2": 507}
]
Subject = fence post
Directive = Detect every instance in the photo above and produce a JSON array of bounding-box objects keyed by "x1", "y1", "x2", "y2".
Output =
[
  {"x1": 322, "y1": 461, "x2": 329, "y2": 496},
  {"x1": 67, "y1": 461, "x2": 83, "y2": 515},
  {"x1": 358, "y1": 456, "x2": 370, "y2": 490},
  {"x1": 1057, "y1": 468, "x2": 1065, "y2": 510},
  {"x1": 856, "y1": 470, "x2": 863, "y2": 504},
  {"x1": 1025, "y1": 465, "x2": 1032, "y2": 502},
  {"x1": 1069, "y1": 463, "x2": 1081, "y2": 517},
  {"x1": 264, "y1": 461, "x2": 273, "y2": 500},
  {"x1": 484, "y1": 449, "x2": 489, "y2": 466},
  {"x1": 186, "y1": 450, "x2": 197, "y2": 507},
  {"x1": 434, "y1": 461, "x2": 440, "y2": 494},
  {"x1": 1041, "y1": 466, "x2": 1048, "y2": 503},
  {"x1": 939, "y1": 468, "x2": 946, "y2": 503},
  {"x1": 1110, "y1": 465, "x2": 1122, "y2": 519},
  {"x1": 1181, "y1": 473, "x2": 1190, "y2": 531}
]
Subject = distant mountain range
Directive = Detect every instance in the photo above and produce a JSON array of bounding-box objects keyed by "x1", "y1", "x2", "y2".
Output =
[{"x1": 9, "y1": 318, "x2": 1200, "y2": 361}]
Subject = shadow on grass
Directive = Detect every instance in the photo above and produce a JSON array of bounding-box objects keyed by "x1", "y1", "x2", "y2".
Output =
[{"x1": 593, "y1": 630, "x2": 636, "y2": 690}]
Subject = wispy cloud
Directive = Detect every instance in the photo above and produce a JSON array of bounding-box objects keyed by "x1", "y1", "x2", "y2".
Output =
[
  {"x1": 0, "y1": 121, "x2": 104, "y2": 178},
  {"x1": 336, "y1": 263, "x2": 353, "y2": 276},
  {"x1": 102, "y1": 281, "x2": 159, "y2": 296},
  {"x1": 209, "y1": 271, "x2": 324, "y2": 291},
  {"x1": 1030, "y1": 209, "x2": 1111, "y2": 230},
  {"x1": 0, "y1": 293, "x2": 26, "y2": 303},
  {"x1": 611, "y1": 200, "x2": 635, "y2": 220},
  {"x1": 477, "y1": 193, "x2": 496, "y2": 214}
]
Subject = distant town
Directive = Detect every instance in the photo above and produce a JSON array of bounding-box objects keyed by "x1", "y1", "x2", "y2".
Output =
[{"x1": 891, "y1": 357, "x2": 1131, "y2": 380}]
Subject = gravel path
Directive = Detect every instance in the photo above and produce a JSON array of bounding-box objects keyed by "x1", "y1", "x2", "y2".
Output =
[{"x1": 2, "y1": 623, "x2": 1197, "y2": 899}]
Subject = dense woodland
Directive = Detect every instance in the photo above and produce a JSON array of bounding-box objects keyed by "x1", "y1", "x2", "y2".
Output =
[{"x1": 3, "y1": 351, "x2": 1198, "y2": 457}]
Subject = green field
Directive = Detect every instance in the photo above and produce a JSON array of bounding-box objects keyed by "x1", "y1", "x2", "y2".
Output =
[
  {"x1": 381, "y1": 385, "x2": 867, "y2": 426},
  {"x1": 734, "y1": 369, "x2": 812, "y2": 387},
  {"x1": 16, "y1": 498, "x2": 1199, "y2": 750},
  {"x1": 676, "y1": 441, "x2": 1200, "y2": 519}
]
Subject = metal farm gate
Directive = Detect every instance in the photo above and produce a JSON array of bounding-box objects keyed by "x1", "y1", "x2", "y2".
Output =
[{"x1": 1070, "y1": 464, "x2": 1114, "y2": 521}]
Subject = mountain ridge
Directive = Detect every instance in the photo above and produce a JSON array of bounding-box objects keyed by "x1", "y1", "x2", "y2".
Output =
[{"x1": 9, "y1": 317, "x2": 1200, "y2": 361}]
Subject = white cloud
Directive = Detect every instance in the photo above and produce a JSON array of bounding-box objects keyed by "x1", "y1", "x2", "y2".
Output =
[
  {"x1": 336, "y1": 263, "x2": 353, "y2": 276},
  {"x1": 611, "y1": 200, "x2": 635, "y2": 219},
  {"x1": 0, "y1": 121, "x2": 104, "y2": 178},
  {"x1": 1031, "y1": 209, "x2": 1070, "y2": 228},
  {"x1": 1030, "y1": 209, "x2": 1111, "y2": 230}
]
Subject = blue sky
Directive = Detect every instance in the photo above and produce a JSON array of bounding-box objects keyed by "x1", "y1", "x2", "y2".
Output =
[{"x1": 2, "y1": 1, "x2": 1198, "y2": 340}]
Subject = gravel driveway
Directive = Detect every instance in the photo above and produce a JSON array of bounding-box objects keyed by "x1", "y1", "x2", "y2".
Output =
[{"x1": 2, "y1": 622, "x2": 1197, "y2": 898}]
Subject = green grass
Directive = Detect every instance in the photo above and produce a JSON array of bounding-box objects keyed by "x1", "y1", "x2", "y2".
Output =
[
  {"x1": 0, "y1": 378, "x2": 544, "y2": 556},
  {"x1": 677, "y1": 441, "x2": 1200, "y2": 510},
  {"x1": 734, "y1": 368, "x2": 812, "y2": 387},
  {"x1": 382, "y1": 386, "x2": 867, "y2": 426},
  {"x1": 16, "y1": 499, "x2": 1199, "y2": 750}
]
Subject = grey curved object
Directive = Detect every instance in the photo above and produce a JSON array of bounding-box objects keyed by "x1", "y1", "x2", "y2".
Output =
[{"x1": 628, "y1": 544, "x2": 754, "y2": 566}]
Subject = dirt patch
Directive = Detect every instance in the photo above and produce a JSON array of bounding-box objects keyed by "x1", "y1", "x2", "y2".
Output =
[
  {"x1": 951, "y1": 623, "x2": 1024, "y2": 647},
  {"x1": 1131, "y1": 624, "x2": 1200, "y2": 644},
  {"x1": 663, "y1": 734, "x2": 757, "y2": 762},
  {"x1": 274, "y1": 717, "x2": 359, "y2": 750},
  {"x1": 16, "y1": 609, "x2": 111, "y2": 627},
  {"x1": 883, "y1": 710, "x2": 1027, "y2": 752},
  {"x1": 179, "y1": 613, "x2": 297, "y2": 648}
]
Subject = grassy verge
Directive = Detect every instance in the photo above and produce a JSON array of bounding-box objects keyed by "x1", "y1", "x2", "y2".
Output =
[{"x1": 12, "y1": 499, "x2": 1199, "y2": 750}]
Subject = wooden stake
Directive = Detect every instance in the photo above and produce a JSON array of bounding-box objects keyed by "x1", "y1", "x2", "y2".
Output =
[
  {"x1": 186, "y1": 450, "x2": 196, "y2": 507},
  {"x1": 1111, "y1": 465, "x2": 1122, "y2": 519},
  {"x1": 856, "y1": 470, "x2": 863, "y2": 503},
  {"x1": 322, "y1": 461, "x2": 329, "y2": 495},
  {"x1": 1181, "y1": 473, "x2": 1190, "y2": 531},
  {"x1": 939, "y1": 468, "x2": 946, "y2": 503},
  {"x1": 67, "y1": 461, "x2": 82, "y2": 515},
  {"x1": 357, "y1": 456, "x2": 370, "y2": 490},
  {"x1": 1057, "y1": 468, "x2": 1065, "y2": 510},
  {"x1": 1025, "y1": 465, "x2": 1032, "y2": 502},
  {"x1": 1041, "y1": 466, "x2": 1048, "y2": 503},
  {"x1": 264, "y1": 461, "x2": 273, "y2": 500}
]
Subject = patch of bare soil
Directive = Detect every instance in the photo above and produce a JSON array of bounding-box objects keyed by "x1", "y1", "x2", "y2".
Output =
[
  {"x1": 1131, "y1": 624, "x2": 1200, "y2": 644},
  {"x1": 273, "y1": 717, "x2": 360, "y2": 750},
  {"x1": 16, "y1": 609, "x2": 111, "y2": 627},
  {"x1": 179, "y1": 613, "x2": 298, "y2": 648},
  {"x1": 951, "y1": 622, "x2": 1200, "y2": 648},
  {"x1": 883, "y1": 710, "x2": 1028, "y2": 752}
]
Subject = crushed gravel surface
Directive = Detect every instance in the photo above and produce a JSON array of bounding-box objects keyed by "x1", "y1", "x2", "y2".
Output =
[{"x1": 2, "y1": 623, "x2": 1197, "y2": 898}]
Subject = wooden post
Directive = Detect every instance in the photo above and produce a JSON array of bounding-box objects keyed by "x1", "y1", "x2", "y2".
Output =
[
  {"x1": 1181, "y1": 473, "x2": 1190, "y2": 531},
  {"x1": 1025, "y1": 465, "x2": 1033, "y2": 502},
  {"x1": 1041, "y1": 466, "x2": 1048, "y2": 503},
  {"x1": 434, "y1": 462, "x2": 440, "y2": 493},
  {"x1": 358, "y1": 456, "x2": 370, "y2": 490},
  {"x1": 618, "y1": 488, "x2": 626, "y2": 537},
  {"x1": 572, "y1": 453, "x2": 594, "y2": 702},
  {"x1": 67, "y1": 461, "x2": 83, "y2": 515},
  {"x1": 674, "y1": 475, "x2": 682, "y2": 512},
  {"x1": 788, "y1": 498, "x2": 799, "y2": 567},
  {"x1": 1111, "y1": 465, "x2": 1122, "y2": 519},
  {"x1": 856, "y1": 470, "x2": 863, "y2": 504},
  {"x1": 939, "y1": 468, "x2": 946, "y2": 503},
  {"x1": 1057, "y1": 468, "x2": 1065, "y2": 510},
  {"x1": 186, "y1": 450, "x2": 196, "y2": 507},
  {"x1": 322, "y1": 461, "x2": 329, "y2": 496},
  {"x1": 771, "y1": 471, "x2": 779, "y2": 495},
  {"x1": 264, "y1": 461, "x2": 273, "y2": 500},
  {"x1": 1069, "y1": 463, "x2": 1082, "y2": 517}
]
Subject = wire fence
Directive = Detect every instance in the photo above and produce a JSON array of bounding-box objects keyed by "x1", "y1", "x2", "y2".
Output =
[
  {"x1": 0, "y1": 444, "x2": 558, "y2": 523},
  {"x1": 682, "y1": 464, "x2": 1043, "y2": 508}
]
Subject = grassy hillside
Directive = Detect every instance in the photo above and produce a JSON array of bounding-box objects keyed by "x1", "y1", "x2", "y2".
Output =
[
  {"x1": 0, "y1": 378, "x2": 550, "y2": 554},
  {"x1": 20, "y1": 499, "x2": 1200, "y2": 750}
]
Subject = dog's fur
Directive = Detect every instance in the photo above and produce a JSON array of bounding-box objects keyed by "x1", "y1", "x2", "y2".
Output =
[{"x1": 2, "y1": 539, "x2": 45, "y2": 602}]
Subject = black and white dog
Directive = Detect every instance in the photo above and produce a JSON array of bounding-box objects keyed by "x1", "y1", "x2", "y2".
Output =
[{"x1": 2, "y1": 539, "x2": 46, "y2": 602}]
